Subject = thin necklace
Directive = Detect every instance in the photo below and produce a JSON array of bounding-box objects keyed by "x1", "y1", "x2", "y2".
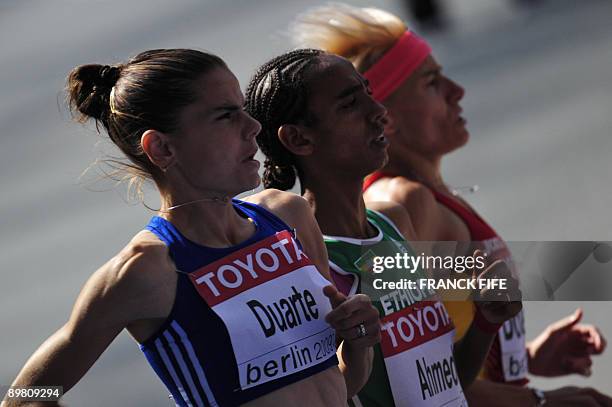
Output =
[
  {"x1": 450, "y1": 185, "x2": 480, "y2": 197},
  {"x1": 406, "y1": 170, "x2": 479, "y2": 197},
  {"x1": 160, "y1": 196, "x2": 231, "y2": 212}
]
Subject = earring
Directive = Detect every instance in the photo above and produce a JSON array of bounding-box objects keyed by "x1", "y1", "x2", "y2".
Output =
[{"x1": 160, "y1": 161, "x2": 174, "y2": 173}]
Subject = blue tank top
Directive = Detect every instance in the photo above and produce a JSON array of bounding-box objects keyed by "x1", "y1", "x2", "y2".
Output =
[{"x1": 140, "y1": 199, "x2": 338, "y2": 406}]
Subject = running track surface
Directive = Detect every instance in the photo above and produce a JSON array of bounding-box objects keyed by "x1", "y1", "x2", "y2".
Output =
[{"x1": 1, "y1": 0, "x2": 611, "y2": 404}]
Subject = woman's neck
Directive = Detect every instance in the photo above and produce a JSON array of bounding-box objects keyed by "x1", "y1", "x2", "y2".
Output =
[
  {"x1": 301, "y1": 174, "x2": 375, "y2": 239},
  {"x1": 159, "y1": 192, "x2": 254, "y2": 248},
  {"x1": 383, "y1": 150, "x2": 446, "y2": 191}
]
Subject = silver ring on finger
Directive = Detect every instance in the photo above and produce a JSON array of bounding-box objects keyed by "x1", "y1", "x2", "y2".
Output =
[{"x1": 356, "y1": 323, "x2": 367, "y2": 338}]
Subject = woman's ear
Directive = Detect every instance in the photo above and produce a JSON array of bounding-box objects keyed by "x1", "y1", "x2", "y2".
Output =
[
  {"x1": 278, "y1": 124, "x2": 315, "y2": 156},
  {"x1": 383, "y1": 111, "x2": 400, "y2": 137},
  {"x1": 141, "y1": 129, "x2": 175, "y2": 171}
]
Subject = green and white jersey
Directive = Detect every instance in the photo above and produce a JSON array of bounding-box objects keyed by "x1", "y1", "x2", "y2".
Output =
[{"x1": 324, "y1": 210, "x2": 467, "y2": 407}]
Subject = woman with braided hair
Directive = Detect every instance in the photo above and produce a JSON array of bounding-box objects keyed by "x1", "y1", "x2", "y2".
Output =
[
  {"x1": 245, "y1": 48, "x2": 522, "y2": 407},
  {"x1": 5, "y1": 48, "x2": 380, "y2": 407},
  {"x1": 291, "y1": 4, "x2": 611, "y2": 406}
]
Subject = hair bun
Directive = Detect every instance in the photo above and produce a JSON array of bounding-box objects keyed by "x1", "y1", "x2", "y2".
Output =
[
  {"x1": 67, "y1": 63, "x2": 121, "y2": 122},
  {"x1": 263, "y1": 158, "x2": 296, "y2": 190},
  {"x1": 97, "y1": 65, "x2": 121, "y2": 90}
]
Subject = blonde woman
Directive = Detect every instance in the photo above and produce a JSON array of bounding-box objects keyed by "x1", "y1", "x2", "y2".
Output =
[
  {"x1": 292, "y1": 4, "x2": 610, "y2": 406},
  {"x1": 246, "y1": 48, "x2": 521, "y2": 407}
]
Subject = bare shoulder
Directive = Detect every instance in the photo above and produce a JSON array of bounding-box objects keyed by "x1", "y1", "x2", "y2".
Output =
[
  {"x1": 365, "y1": 177, "x2": 445, "y2": 241},
  {"x1": 243, "y1": 189, "x2": 331, "y2": 281},
  {"x1": 5, "y1": 233, "x2": 176, "y2": 396},
  {"x1": 102, "y1": 231, "x2": 172, "y2": 289},
  {"x1": 375, "y1": 177, "x2": 435, "y2": 207},
  {"x1": 68, "y1": 231, "x2": 175, "y2": 329},
  {"x1": 368, "y1": 177, "x2": 435, "y2": 215},
  {"x1": 243, "y1": 189, "x2": 311, "y2": 228},
  {"x1": 367, "y1": 201, "x2": 417, "y2": 240}
]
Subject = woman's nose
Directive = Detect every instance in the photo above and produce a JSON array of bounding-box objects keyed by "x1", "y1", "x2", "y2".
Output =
[
  {"x1": 244, "y1": 112, "x2": 262, "y2": 140},
  {"x1": 371, "y1": 99, "x2": 388, "y2": 127},
  {"x1": 447, "y1": 77, "x2": 465, "y2": 102}
]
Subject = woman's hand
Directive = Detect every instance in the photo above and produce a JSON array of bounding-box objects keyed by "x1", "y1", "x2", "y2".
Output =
[
  {"x1": 323, "y1": 285, "x2": 381, "y2": 348},
  {"x1": 322, "y1": 285, "x2": 380, "y2": 397},
  {"x1": 528, "y1": 308, "x2": 607, "y2": 377},
  {"x1": 543, "y1": 386, "x2": 612, "y2": 406},
  {"x1": 471, "y1": 250, "x2": 522, "y2": 329}
]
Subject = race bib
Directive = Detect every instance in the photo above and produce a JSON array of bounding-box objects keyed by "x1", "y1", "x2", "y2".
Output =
[
  {"x1": 499, "y1": 310, "x2": 528, "y2": 381},
  {"x1": 482, "y1": 237, "x2": 528, "y2": 381},
  {"x1": 379, "y1": 293, "x2": 467, "y2": 407},
  {"x1": 188, "y1": 230, "x2": 335, "y2": 390}
]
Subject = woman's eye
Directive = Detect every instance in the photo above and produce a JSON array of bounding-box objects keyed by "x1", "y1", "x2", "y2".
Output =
[
  {"x1": 342, "y1": 97, "x2": 357, "y2": 109},
  {"x1": 217, "y1": 112, "x2": 233, "y2": 121}
]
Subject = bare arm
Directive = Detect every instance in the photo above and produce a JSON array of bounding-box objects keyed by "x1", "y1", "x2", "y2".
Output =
[
  {"x1": 365, "y1": 177, "x2": 444, "y2": 241},
  {"x1": 452, "y1": 322, "x2": 497, "y2": 389},
  {"x1": 3, "y1": 243, "x2": 170, "y2": 407},
  {"x1": 336, "y1": 329, "x2": 375, "y2": 398},
  {"x1": 465, "y1": 379, "x2": 537, "y2": 406},
  {"x1": 247, "y1": 189, "x2": 331, "y2": 280},
  {"x1": 368, "y1": 201, "x2": 516, "y2": 388},
  {"x1": 4, "y1": 324, "x2": 122, "y2": 407},
  {"x1": 323, "y1": 286, "x2": 378, "y2": 398},
  {"x1": 467, "y1": 380, "x2": 612, "y2": 407},
  {"x1": 251, "y1": 189, "x2": 376, "y2": 397}
]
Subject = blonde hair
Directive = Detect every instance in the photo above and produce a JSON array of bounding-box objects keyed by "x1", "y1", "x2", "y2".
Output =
[{"x1": 292, "y1": 3, "x2": 407, "y2": 72}]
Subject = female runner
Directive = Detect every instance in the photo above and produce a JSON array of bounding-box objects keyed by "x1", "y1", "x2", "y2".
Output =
[
  {"x1": 292, "y1": 4, "x2": 611, "y2": 406},
  {"x1": 245, "y1": 48, "x2": 521, "y2": 406},
  {"x1": 4, "y1": 48, "x2": 379, "y2": 407}
]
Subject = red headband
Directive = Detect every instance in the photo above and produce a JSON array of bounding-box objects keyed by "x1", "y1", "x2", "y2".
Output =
[{"x1": 364, "y1": 31, "x2": 431, "y2": 102}]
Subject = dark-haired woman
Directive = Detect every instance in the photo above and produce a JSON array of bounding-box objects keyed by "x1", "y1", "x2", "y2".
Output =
[
  {"x1": 5, "y1": 49, "x2": 379, "y2": 407},
  {"x1": 245, "y1": 48, "x2": 521, "y2": 407},
  {"x1": 292, "y1": 4, "x2": 611, "y2": 406}
]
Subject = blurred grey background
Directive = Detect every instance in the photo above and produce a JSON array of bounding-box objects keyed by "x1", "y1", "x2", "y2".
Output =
[{"x1": 1, "y1": 0, "x2": 611, "y2": 405}]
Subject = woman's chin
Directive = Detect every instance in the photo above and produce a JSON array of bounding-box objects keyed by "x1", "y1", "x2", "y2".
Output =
[
  {"x1": 458, "y1": 131, "x2": 470, "y2": 148},
  {"x1": 249, "y1": 176, "x2": 262, "y2": 191},
  {"x1": 364, "y1": 155, "x2": 389, "y2": 177},
  {"x1": 234, "y1": 176, "x2": 262, "y2": 196},
  {"x1": 447, "y1": 130, "x2": 470, "y2": 153}
]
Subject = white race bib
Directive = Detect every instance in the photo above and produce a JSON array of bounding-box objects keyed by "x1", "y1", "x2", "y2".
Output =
[
  {"x1": 483, "y1": 237, "x2": 528, "y2": 382},
  {"x1": 380, "y1": 296, "x2": 467, "y2": 407},
  {"x1": 188, "y1": 230, "x2": 336, "y2": 390},
  {"x1": 499, "y1": 310, "x2": 528, "y2": 381}
]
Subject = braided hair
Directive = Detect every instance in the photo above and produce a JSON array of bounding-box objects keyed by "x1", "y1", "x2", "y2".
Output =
[{"x1": 245, "y1": 49, "x2": 324, "y2": 191}]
